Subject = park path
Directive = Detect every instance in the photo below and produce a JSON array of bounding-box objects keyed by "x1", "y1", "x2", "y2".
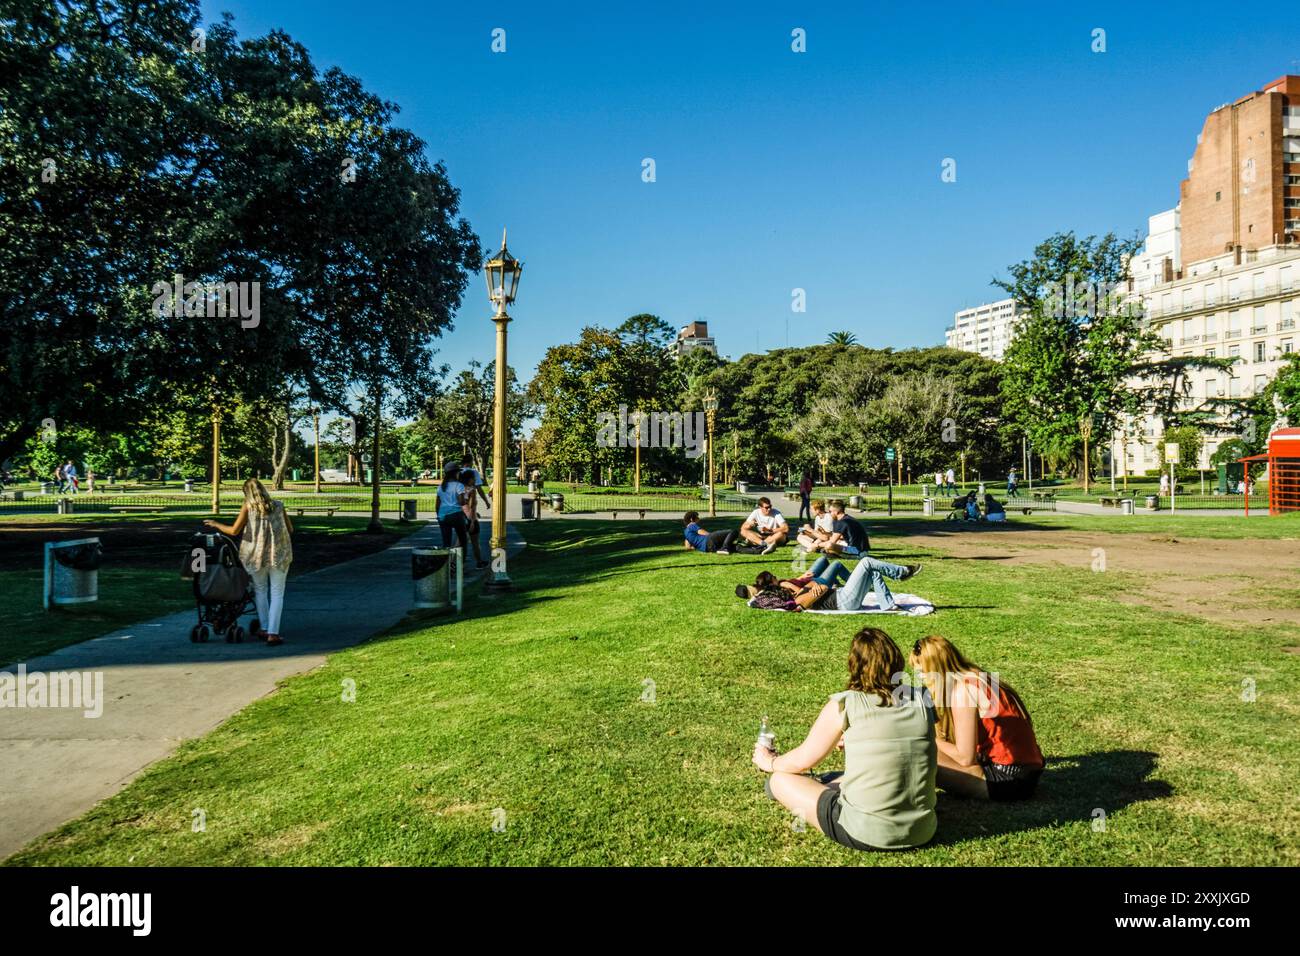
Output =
[{"x1": 0, "y1": 519, "x2": 525, "y2": 860}]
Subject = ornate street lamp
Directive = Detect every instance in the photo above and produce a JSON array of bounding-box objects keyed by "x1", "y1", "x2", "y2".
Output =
[
  {"x1": 818, "y1": 449, "x2": 829, "y2": 486},
  {"x1": 312, "y1": 407, "x2": 321, "y2": 494},
  {"x1": 485, "y1": 229, "x2": 522, "y2": 590},
  {"x1": 703, "y1": 390, "x2": 719, "y2": 517}
]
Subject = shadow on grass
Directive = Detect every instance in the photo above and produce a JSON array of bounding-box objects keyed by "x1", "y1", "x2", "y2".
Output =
[{"x1": 928, "y1": 749, "x2": 1170, "y2": 845}]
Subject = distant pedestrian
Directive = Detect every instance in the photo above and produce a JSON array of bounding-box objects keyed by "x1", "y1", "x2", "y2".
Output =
[
  {"x1": 1007, "y1": 467, "x2": 1018, "y2": 497},
  {"x1": 945, "y1": 467, "x2": 956, "y2": 495},
  {"x1": 204, "y1": 478, "x2": 294, "y2": 646},
  {"x1": 86, "y1": 468, "x2": 95, "y2": 493},
  {"x1": 437, "y1": 463, "x2": 471, "y2": 554},
  {"x1": 798, "y1": 471, "x2": 813, "y2": 524},
  {"x1": 63, "y1": 460, "x2": 79, "y2": 495},
  {"x1": 458, "y1": 462, "x2": 492, "y2": 570},
  {"x1": 52, "y1": 463, "x2": 65, "y2": 494},
  {"x1": 1159, "y1": 472, "x2": 1170, "y2": 497},
  {"x1": 933, "y1": 470, "x2": 943, "y2": 495}
]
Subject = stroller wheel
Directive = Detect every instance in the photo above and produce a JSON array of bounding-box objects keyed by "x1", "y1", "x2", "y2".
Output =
[
  {"x1": 189, "y1": 625, "x2": 201, "y2": 643},
  {"x1": 224, "y1": 625, "x2": 236, "y2": 643},
  {"x1": 196, "y1": 625, "x2": 211, "y2": 643},
  {"x1": 228, "y1": 625, "x2": 246, "y2": 644}
]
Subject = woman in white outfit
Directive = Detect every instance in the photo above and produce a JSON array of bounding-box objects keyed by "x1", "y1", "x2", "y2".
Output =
[{"x1": 204, "y1": 478, "x2": 294, "y2": 646}]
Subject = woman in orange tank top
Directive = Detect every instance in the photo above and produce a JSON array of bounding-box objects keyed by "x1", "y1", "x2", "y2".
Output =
[{"x1": 909, "y1": 635, "x2": 1044, "y2": 800}]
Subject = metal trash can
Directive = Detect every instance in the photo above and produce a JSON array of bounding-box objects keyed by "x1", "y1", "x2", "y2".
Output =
[
  {"x1": 848, "y1": 494, "x2": 862, "y2": 509},
  {"x1": 292, "y1": 469, "x2": 301, "y2": 481},
  {"x1": 56, "y1": 497, "x2": 73, "y2": 515},
  {"x1": 398, "y1": 498, "x2": 417, "y2": 522},
  {"x1": 736, "y1": 481, "x2": 748, "y2": 494},
  {"x1": 858, "y1": 482, "x2": 869, "y2": 493},
  {"x1": 521, "y1": 497, "x2": 535, "y2": 520},
  {"x1": 1145, "y1": 494, "x2": 1159, "y2": 510},
  {"x1": 550, "y1": 493, "x2": 565, "y2": 513},
  {"x1": 11, "y1": 490, "x2": 23, "y2": 502},
  {"x1": 1121, "y1": 498, "x2": 1135, "y2": 515},
  {"x1": 923, "y1": 497, "x2": 935, "y2": 516},
  {"x1": 184, "y1": 478, "x2": 195, "y2": 493},
  {"x1": 44, "y1": 537, "x2": 103, "y2": 609},
  {"x1": 412, "y1": 547, "x2": 462, "y2": 611}
]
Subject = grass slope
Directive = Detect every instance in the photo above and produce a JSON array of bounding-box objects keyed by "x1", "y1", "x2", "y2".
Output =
[{"x1": 7, "y1": 518, "x2": 1298, "y2": 866}]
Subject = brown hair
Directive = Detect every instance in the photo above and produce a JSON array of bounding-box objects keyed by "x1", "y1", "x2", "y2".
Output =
[
  {"x1": 846, "y1": 627, "x2": 905, "y2": 705},
  {"x1": 909, "y1": 635, "x2": 1033, "y2": 743}
]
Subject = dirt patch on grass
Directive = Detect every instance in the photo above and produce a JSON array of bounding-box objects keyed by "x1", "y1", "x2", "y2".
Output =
[
  {"x1": 893, "y1": 527, "x2": 1300, "y2": 628},
  {"x1": 0, "y1": 519, "x2": 409, "y2": 576}
]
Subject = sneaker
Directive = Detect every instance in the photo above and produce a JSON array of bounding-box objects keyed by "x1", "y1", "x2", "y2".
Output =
[
  {"x1": 762, "y1": 539, "x2": 778, "y2": 555},
  {"x1": 900, "y1": 564, "x2": 922, "y2": 580},
  {"x1": 715, "y1": 549, "x2": 730, "y2": 555}
]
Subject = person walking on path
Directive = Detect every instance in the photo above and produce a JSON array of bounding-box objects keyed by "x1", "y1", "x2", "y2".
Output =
[
  {"x1": 945, "y1": 467, "x2": 956, "y2": 495},
  {"x1": 1159, "y1": 472, "x2": 1171, "y2": 498},
  {"x1": 798, "y1": 471, "x2": 814, "y2": 524},
  {"x1": 204, "y1": 478, "x2": 294, "y2": 646},
  {"x1": 436, "y1": 463, "x2": 471, "y2": 554},
  {"x1": 458, "y1": 462, "x2": 492, "y2": 570},
  {"x1": 1006, "y1": 466, "x2": 1018, "y2": 498},
  {"x1": 63, "y1": 460, "x2": 79, "y2": 495}
]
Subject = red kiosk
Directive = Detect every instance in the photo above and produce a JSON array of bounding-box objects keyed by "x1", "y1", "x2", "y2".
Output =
[{"x1": 1239, "y1": 427, "x2": 1300, "y2": 516}]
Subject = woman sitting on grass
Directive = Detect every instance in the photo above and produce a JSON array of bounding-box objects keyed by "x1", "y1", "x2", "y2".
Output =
[
  {"x1": 682, "y1": 511, "x2": 739, "y2": 555},
  {"x1": 753, "y1": 628, "x2": 938, "y2": 851},
  {"x1": 909, "y1": 635, "x2": 1043, "y2": 800}
]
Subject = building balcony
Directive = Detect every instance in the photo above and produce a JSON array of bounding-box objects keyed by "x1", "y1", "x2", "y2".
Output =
[
  {"x1": 1203, "y1": 332, "x2": 1219, "y2": 342},
  {"x1": 1252, "y1": 325, "x2": 1269, "y2": 335},
  {"x1": 1280, "y1": 318, "x2": 1297, "y2": 331}
]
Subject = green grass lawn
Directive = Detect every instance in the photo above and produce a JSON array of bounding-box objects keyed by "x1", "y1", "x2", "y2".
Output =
[
  {"x1": 7, "y1": 516, "x2": 1299, "y2": 866},
  {"x1": 0, "y1": 515, "x2": 423, "y2": 666}
]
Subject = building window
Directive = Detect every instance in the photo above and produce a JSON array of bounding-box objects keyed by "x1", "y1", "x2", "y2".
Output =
[
  {"x1": 1255, "y1": 375, "x2": 1268, "y2": 393},
  {"x1": 1230, "y1": 378, "x2": 1242, "y2": 398},
  {"x1": 1215, "y1": 191, "x2": 1221, "y2": 201},
  {"x1": 1283, "y1": 339, "x2": 1294, "y2": 354},
  {"x1": 1205, "y1": 348, "x2": 1216, "y2": 358},
  {"x1": 1229, "y1": 344, "x2": 1240, "y2": 358},
  {"x1": 1254, "y1": 342, "x2": 1266, "y2": 363}
]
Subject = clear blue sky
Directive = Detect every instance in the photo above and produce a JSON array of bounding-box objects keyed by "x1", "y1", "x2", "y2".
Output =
[{"x1": 202, "y1": 0, "x2": 1300, "y2": 381}]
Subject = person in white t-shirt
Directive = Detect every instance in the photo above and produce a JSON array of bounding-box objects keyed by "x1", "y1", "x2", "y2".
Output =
[
  {"x1": 457, "y1": 464, "x2": 492, "y2": 569},
  {"x1": 740, "y1": 497, "x2": 790, "y2": 554},
  {"x1": 795, "y1": 499, "x2": 835, "y2": 553},
  {"x1": 436, "y1": 464, "x2": 470, "y2": 553}
]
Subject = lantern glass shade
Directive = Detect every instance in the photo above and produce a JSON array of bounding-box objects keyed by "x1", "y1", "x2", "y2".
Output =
[
  {"x1": 485, "y1": 231, "x2": 522, "y2": 311},
  {"x1": 702, "y1": 393, "x2": 719, "y2": 413}
]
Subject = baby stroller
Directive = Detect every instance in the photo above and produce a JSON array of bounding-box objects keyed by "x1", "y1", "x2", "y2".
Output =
[{"x1": 180, "y1": 530, "x2": 260, "y2": 643}]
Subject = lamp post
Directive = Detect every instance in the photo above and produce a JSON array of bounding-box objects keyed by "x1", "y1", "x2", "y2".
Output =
[
  {"x1": 313, "y1": 407, "x2": 321, "y2": 493},
  {"x1": 633, "y1": 408, "x2": 641, "y2": 493},
  {"x1": 818, "y1": 449, "x2": 828, "y2": 486},
  {"x1": 1080, "y1": 416, "x2": 1093, "y2": 496},
  {"x1": 435, "y1": 444, "x2": 441, "y2": 474},
  {"x1": 703, "y1": 390, "x2": 719, "y2": 517},
  {"x1": 484, "y1": 229, "x2": 522, "y2": 591}
]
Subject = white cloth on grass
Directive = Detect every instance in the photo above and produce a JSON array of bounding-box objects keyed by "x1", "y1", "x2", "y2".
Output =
[{"x1": 804, "y1": 592, "x2": 935, "y2": 617}]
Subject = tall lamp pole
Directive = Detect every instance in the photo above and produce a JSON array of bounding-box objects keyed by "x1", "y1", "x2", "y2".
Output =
[
  {"x1": 484, "y1": 230, "x2": 523, "y2": 591},
  {"x1": 818, "y1": 450, "x2": 828, "y2": 486},
  {"x1": 313, "y1": 407, "x2": 321, "y2": 494},
  {"x1": 703, "y1": 391, "x2": 719, "y2": 517},
  {"x1": 1080, "y1": 416, "x2": 1093, "y2": 496}
]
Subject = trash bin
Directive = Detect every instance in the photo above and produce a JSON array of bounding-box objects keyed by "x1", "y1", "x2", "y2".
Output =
[
  {"x1": 977, "y1": 482, "x2": 986, "y2": 498},
  {"x1": 40, "y1": 482, "x2": 52, "y2": 495},
  {"x1": 848, "y1": 494, "x2": 861, "y2": 509},
  {"x1": 1121, "y1": 498, "x2": 1135, "y2": 515},
  {"x1": 412, "y1": 547, "x2": 461, "y2": 611},
  {"x1": 550, "y1": 493, "x2": 565, "y2": 513},
  {"x1": 56, "y1": 497, "x2": 73, "y2": 515},
  {"x1": 1144, "y1": 494, "x2": 1159, "y2": 510},
  {"x1": 923, "y1": 498, "x2": 935, "y2": 516},
  {"x1": 184, "y1": 478, "x2": 195, "y2": 493},
  {"x1": 527, "y1": 481, "x2": 537, "y2": 494},
  {"x1": 44, "y1": 537, "x2": 103, "y2": 609},
  {"x1": 292, "y1": 469, "x2": 301, "y2": 481},
  {"x1": 398, "y1": 498, "x2": 417, "y2": 522},
  {"x1": 736, "y1": 481, "x2": 748, "y2": 494},
  {"x1": 521, "y1": 497, "x2": 536, "y2": 520},
  {"x1": 11, "y1": 490, "x2": 23, "y2": 502}
]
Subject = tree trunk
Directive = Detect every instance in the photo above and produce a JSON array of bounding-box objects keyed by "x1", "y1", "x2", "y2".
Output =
[
  {"x1": 271, "y1": 407, "x2": 292, "y2": 490},
  {"x1": 367, "y1": 390, "x2": 383, "y2": 532}
]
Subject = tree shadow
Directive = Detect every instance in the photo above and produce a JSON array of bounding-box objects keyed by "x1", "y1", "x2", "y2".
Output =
[{"x1": 926, "y1": 750, "x2": 1171, "y2": 845}]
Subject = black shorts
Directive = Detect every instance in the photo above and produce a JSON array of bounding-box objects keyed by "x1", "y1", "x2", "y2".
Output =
[
  {"x1": 815, "y1": 788, "x2": 881, "y2": 851},
  {"x1": 980, "y1": 760, "x2": 1043, "y2": 801}
]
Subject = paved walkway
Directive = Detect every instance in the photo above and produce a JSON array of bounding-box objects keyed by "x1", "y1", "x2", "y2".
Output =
[{"x1": 0, "y1": 519, "x2": 525, "y2": 860}]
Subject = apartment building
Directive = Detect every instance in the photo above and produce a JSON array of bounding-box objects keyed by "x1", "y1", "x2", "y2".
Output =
[
  {"x1": 1113, "y1": 75, "x2": 1300, "y2": 477},
  {"x1": 675, "y1": 320, "x2": 717, "y2": 358},
  {"x1": 945, "y1": 298, "x2": 1020, "y2": 361}
]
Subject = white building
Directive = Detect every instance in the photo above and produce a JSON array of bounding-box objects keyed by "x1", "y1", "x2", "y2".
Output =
[
  {"x1": 675, "y1": 320, "x2": 717, "y2": 358},
  {"x1": 1126, "y1": 207, "x2": 1181, "y2": 294},
  {"x1": 945, "y1": 298, "x2": 1020, "y2": 361},
  {"x1": 1117, "y1": 236, "x2": 1300, "y2": 476}
]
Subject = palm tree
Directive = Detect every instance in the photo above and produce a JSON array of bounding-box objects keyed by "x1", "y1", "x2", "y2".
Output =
[{"x1": 827, "y1": 331, "x2": 858, "y2": 346}]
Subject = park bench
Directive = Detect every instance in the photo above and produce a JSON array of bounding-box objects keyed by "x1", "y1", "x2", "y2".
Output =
[
  {"x1": 1098, "y1": 495, "x2": 1135, "y2": 508},
  {"x1": 109, "y1": 505, "x2": 163, "y2": 514},
  {"x1": 1031, "y1": 491, "x2": 1055, "y2": 501},
  {"x1": 609, "y1": 510, "x2": 648, "y2": 520},
  {"x1": 293, "y1": 506, "x2": 338, "y2": 517}
]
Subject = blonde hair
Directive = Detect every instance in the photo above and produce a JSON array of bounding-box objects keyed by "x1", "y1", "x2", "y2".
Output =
[
  {"x1": 909, "y1": 635, "x2": 1032, "y2": 743},
  {"x1": 811, "y1": 498, "x2": 826, "y2": 513},
  {"x1": 242, "y1": 478, "x2": 275, "y2": 517}
]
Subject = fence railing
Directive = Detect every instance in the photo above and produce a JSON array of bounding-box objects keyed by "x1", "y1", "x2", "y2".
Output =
[{"x1": 0, "y1": 491, "x2": 436, "y2": 516}]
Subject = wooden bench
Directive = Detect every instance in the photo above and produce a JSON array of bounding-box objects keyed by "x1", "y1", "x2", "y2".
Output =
[{"x1": 293, "y1": 507, "x2": 338, "y2": 517}]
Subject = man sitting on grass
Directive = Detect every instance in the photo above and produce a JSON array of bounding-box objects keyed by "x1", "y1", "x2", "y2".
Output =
[
  {"x1": 822, "y1": 499, "x2": 869, "y2": 556},
  {"x1": 739, "y1": 497, "x2": 789, "y2": 554},
  {"x1": 795, "y1": 498, "x2": 835, "y2": 553}
]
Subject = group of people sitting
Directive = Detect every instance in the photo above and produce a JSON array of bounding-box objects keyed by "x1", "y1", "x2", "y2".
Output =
[
  {"x1": 682, "y1": 497, "x2": 869, "y2": 557},
  {"x1": 755, "y1": 629, "x2": 1045, "y2": 852},
  {"x1": 947, "y1": 491, "x2": 1007, "y2": 523}
]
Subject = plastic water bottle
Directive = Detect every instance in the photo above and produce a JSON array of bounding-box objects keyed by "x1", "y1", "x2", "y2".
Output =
[{"x1": 757, "y1": 715, "x2": 775, "y2": 751}]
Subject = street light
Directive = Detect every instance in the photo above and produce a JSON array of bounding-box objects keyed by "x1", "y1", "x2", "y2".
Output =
[
  {"x1": 818, "y1": 449, "x2": 828, "y2": 486},
  {"x1": 484, "y1": 229, "x2": 522, "y2": 591},
  {"x1": 312, "y1": 407, "x2": 321, "y2": 493},
  {"x1": 703, "y1": 390, "x2": 719, "y2": 517}
]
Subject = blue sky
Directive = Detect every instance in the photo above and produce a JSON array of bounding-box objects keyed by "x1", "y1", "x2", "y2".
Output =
[{"x1": 203, "y1": 0, "x2": 1300, "y2": 382}]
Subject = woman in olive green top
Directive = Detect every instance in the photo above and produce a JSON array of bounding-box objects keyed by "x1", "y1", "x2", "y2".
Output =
[{"x1": 753, "y1": 627, "x2": 938, "y2": 851}]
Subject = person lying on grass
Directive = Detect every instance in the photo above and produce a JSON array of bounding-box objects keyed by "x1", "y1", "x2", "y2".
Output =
[
  {"x1": 909, "y1": 635, "x2": 1043, "y2": 800},
  {"x1": 682, "y1": 511, "x2": 739, "y2": 555},
  {"x1": 736, "y1": 555, "x2": 921, "y2": 611},
  {"x1": 753, "y1": 627, "x2": 938, "y2": 851}
]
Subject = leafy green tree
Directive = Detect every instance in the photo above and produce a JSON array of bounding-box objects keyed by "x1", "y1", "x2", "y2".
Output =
[{"x1": 827, "y1": 331, "x2": 858, "y2": 346}]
